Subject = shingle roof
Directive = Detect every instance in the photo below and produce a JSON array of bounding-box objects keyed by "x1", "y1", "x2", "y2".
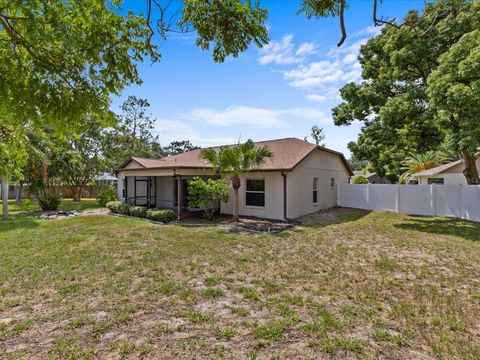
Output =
[
  {"x1": 413, "y1": 160, "x2": 463, "y2": 176},
  {"x1": 116, "y1": 138, "x2": 353, "y2": 175}
]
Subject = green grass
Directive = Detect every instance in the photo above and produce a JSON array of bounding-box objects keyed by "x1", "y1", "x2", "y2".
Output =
[{"x1": 0, "y1": 206, "x2": 479, "y2": 358}]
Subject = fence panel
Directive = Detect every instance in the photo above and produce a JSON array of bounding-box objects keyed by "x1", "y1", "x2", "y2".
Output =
[
  {"x1": 338, "y1": 184, "x2": 480, "y2": 222},
  {"x1": 399, "y1": 185, "x2": 434, "y2": 216},
  {"x1": 338, "y1": 184, "x2": 368, "y2": 209},
  {"x1": 369, "y1": 184, "x2": 397, "y2": 212},
  {"x1": 461, "y1": 186, "x2": 480, "y2": 222},
  {"x1": 435, "y1": 186, "x2": 461, "y2": 218}
]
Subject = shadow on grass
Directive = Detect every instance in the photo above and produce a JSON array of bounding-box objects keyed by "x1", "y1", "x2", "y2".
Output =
[
  {"x1": 395, "y1": 217, "x2": 480, "y2": 242},
  {"x1": 298, "y1": 207, "x2": 371, "y2": 229},
  {"x1": 0, "y1": 216, "x2": 40, "y2": 233}
]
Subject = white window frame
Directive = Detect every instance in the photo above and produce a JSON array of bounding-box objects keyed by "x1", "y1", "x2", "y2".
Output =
[
  {"x1": 312, "y1": 177, "x2": 319, "y2": 205},
  {"x1": 245, "y1": 178, "x2": 265, "y2": 208},
  {"x1": 428, "y1": 177, "x2": 444, "y2": 185}
]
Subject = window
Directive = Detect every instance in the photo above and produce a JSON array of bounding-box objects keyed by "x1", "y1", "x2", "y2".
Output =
[
  {"x1": 330, "y1": 177, "x2": 335, "y2": 190},
  {"x1": 246, "y1": 179, "x2": 265, "y2": 207},
  {"x1": 428, "y1": 178, "x2": 444, "y2": 185},
  {"x1": 312, "y1": 178, "x2": 318, "y2": 204}
]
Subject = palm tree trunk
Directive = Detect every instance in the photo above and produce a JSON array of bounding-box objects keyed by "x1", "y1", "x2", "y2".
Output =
[
  {"x1": 231, "y1": 175, "x2": 241, "y2": 222},
  {"x1": 1, "y1": 177, "x2": 8, "y2": 220},
  {"x1": 233, "y1": 187, "x2": 239, "y2": 222},
  {"x1": 461, "y1": 151, "x2": 480, "y2": 185}
]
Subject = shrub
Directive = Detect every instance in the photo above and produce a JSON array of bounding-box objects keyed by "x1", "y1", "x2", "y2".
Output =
[
  {"x1": 96, "y1": 186, "x2": 117, "y2": 207},
  {"x1": 352, "y1": 175, "x2": 369, "y2": 184},
  {"x1": 117, "y1": 202, "x2": 131, "y2": 215},
  {"x1": 37, "y1": 192, "x2": 62, "y2": 211},
  {"x1": 146, "y1": 209, "x2": 176, "y2": 223},
  {"x1": 106, "y1": 201, "x2": 122, "y2": 213},
  {"x1": 129, "y1": 206, "x2": 147, "y2": 218},
  {"x1": 187, "y1": 177, "x2": 230, "y2": 220}
]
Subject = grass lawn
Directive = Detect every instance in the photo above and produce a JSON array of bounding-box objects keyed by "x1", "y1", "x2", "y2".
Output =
[{"x1": 0, "y1": 203, "x2": 479, "y2": 359}]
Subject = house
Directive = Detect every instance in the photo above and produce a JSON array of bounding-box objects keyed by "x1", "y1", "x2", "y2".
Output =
[
  {"x1": 114, "y1": 138, "x2": 353, "y2": 221},
  {"x1": 95, "y1": 172, "x2": 118, "y2": 187},
  {"x1": 352, "y1": 171, "x2": 390, "y2": 184},
  {"x1": 412, "y1": 156, "x2": 480, "y2": 185}
]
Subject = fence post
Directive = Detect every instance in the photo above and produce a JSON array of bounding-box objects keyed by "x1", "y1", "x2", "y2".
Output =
[
  {"x1": 395, "y1": 184, "x2": 400, "y2": 213},
  {"x1": 431, "y1": 184, "x2": 436, "y2": 216},
  {"x1": 458, "y1": 184, "x2": 462, "y2": 219},
  {"x1": 367, "y1": 183, "x2": 371, "y2": 210}
]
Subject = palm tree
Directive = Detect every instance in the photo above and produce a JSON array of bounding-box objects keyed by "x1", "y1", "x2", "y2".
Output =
[
  {"x1": 400, "y1": 151, "x2": 451, "y2": 183},
  {"x1": 200, "y1": 139, "x2": 273, "y2": 222}
]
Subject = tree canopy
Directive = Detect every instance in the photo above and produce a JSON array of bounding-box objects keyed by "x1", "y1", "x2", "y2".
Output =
[{"x1": 332, "y1": 0, "x2": 480, "y2": 181}]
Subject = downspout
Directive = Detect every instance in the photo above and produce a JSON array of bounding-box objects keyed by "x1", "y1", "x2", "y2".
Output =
[{"x1": 281, "y1": 172, "x2": 288, "y2": 221}]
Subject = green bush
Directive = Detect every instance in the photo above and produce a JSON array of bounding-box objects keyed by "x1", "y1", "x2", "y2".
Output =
[
  {"x1": 37, "y1": 192, "x2": 62, "y2": 211},
  {"x1": 187, "y1": 177, "x2": 230, "y2": 220},
  {"x1": 146, "y1": 209, "x2": 176, "y2": 223},
  {"x1": 129, "y1": 206, "x2": 147, "y2": 218},
  {"x1": 117, "y1": 202, "x2": 131, "y2": 215},
  {"x1": 352, "y1": 175, "x2": 369, "y2": 184},
  {"x1": 96, "y1": 186, "x2": 117, "y2": 207},
  {"x1": 106, "y1": 201, "x2": 122, "y2": 213}
]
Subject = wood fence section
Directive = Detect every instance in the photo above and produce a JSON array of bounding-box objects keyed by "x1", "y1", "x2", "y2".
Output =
[
  {"x1": 338, "y1": 184, "x2": 480, "y2": 222},
  {"x1": 4, "y1": 185, "x2": 104, "y2": 199}
]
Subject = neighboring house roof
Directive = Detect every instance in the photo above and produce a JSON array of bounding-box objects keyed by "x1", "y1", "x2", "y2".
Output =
[
  {"x1": 96, "y1": 172, "x2": 117, "y2": 181},
  {"x1": 413, "y1": 160, "x2": 463, "y2": 177},
  {"x1": 116, "y1": 138, "x2": 353, "y2": 175}
]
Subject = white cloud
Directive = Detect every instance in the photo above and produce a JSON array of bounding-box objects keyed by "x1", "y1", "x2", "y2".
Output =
[
  {"x1": 305, "y1": 94, "x2": 327, "y2": 103},
  {"x1": 258, "y1": 34, "x2": 316, "y2": 65},
  {"x1": 184, "y1": 105, "x2": 330, "y2": 127},
  {"x1": 296, "y1": 42, "x2": 316, "y2": 56},
  {"x1": 154, "y1": 120, "x2": 233, "y2": 147},
  {"x1": 353, "y1": 25, "x2": 382, "y2": 37}
]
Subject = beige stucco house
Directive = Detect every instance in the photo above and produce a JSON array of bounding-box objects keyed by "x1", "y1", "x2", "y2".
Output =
[
  {"x1": 114, "y1": 138, "x2": 353, "y2": 221},
  {"x1": 413, "y1": 156, "x2": 480, "y2": 185}
]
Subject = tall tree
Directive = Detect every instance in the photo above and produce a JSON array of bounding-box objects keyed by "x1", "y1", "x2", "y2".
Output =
[
  {"x1": 163, "y1": 141, "x2": 200, "y2": 156},
  {"x1": 332, "y1": 0, "x2": 479, "y2": 179},
  {"x1": 427, "y1": 29, "x2": 480, "y2": 184},
  {"x1": 61, "y1": 117, "x2": 107, "y2": 202},
  {"x1": 200, "y1": 140, "x2": 272, "y2": 222},
  {"x1": 103, "y1": 96, "x2": 158, "y2": 169},
  {"x1": 310, "y1": 125, "x2": 326, "y2": 146}
]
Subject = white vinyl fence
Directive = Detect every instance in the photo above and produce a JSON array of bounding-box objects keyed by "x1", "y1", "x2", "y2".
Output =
[{"x1": 337, "y1": 184, "x2": 480, "y2": 222}]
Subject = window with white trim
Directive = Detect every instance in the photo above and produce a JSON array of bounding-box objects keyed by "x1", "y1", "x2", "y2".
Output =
[
  {"x1": 312, "y1": 177, "x2": 318, "y2": 204},
  {"x1": 428, "y1": 178, "x2": 444, "y2": 185},
  {"x1": 245, "y1": 179, "x2": 265, "y2": 207},
  {"x1": 330, "y1": 177, "x2": 335, "y2": 190}
]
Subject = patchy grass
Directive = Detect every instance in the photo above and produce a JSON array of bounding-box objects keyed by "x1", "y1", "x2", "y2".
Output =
[{"x1": 0, "y1": 207, "x2": 479, "y2": 359}]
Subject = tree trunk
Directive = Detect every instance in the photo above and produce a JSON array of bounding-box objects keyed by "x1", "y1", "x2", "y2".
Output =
[
  {"x1": 15, "y1": 184, "x2": 24, "y2": 204},
  {"x1": 1, "y1": 177, "x2": 8, "y2": 220},
  {"x1": 231, "y1": 175, "x2": 241, "y2": 222},
  {"x1": 460, "y1": 151, "x2": 480, "y2": 185},
  {"x1": 72, "y1": 186, "x2": 83, "y2": 202}
]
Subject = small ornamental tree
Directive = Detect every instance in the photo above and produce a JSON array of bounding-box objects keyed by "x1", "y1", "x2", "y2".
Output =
[
  {"x1": 187, "y1": 178, "x2": 230, "y2": 220},
  {"x1": 351, "y1": 175, "x2": 369, "y2": 184}
]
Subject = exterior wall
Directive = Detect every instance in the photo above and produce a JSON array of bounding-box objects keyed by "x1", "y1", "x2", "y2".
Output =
[
  {"x1": 220, "y1": 172, "x2": 285, "y2": 220},
  {"x1": 286, "y1": 150, "x2": 350, "y2": 219},
  {"x1": 156, "y1": 177, "x2": 174, "y2": 209},
  {"x1": 417, "y1": 174, "x2": 468, "y2": 185}
]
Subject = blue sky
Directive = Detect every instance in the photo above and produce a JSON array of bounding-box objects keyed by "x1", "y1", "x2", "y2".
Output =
[{"x1": 114, "y1": 0, "x2": 425, "y2": 156}]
